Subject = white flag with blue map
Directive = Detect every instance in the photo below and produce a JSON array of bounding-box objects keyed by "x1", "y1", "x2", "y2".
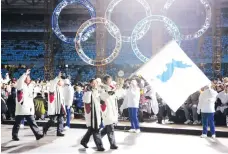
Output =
[{"x1": 135, "y1": 41, "x2": 211, "y2": 112}]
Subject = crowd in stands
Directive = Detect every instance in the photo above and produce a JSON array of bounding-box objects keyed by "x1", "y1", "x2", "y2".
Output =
[
  {"x1": 1, "y1": 34, "x2": 228, "y2": 80},
  {"x1": 2, "y1": 12, "x2": 228, "y2": 32},
  {"x1": 1, "y1": 40, "x2": 44, "y2": 63}
]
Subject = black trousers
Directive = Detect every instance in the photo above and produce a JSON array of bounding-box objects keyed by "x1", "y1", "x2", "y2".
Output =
[
  {"x1": 12, "y1": 115, "x2": 42, "y2": 138},
  {"x1": 157, "y1": 105, "x2": 166, "y2": 123},
  {"x1": 43, "y1": 115, "x2": 64, "y2": 134},
  {"x1": 157, "y1": 105, "x2": 173, "y2": 122},
  {"x1": 81, "y1": 127, "x2": 104, "y2": 149},
  {"x1": 101, "y1": 124, "x2": 116, "y2": 146}
]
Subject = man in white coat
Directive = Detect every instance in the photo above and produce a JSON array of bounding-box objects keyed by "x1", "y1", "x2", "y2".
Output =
[
  {"x1": 80, "y1": 78, "x2": 105, "y2": 151},
  {"x1": 63, "y1": 78, "x2": 74, "y2": 130},
  {"x1": 12, "y1": 69, "x2": 43, "y2": 141},
  {"x1": 43, "y1": 72, "x2": 66, "y2": 137},
  {"x1": 123, "y1": 80, "x2": 141, "y2": 133},
  {"x1": 100, "y1": 75, "x2": 119, "y2": 150},
  {"x1": 197, "y1": 85, "x2": 218, "y2": 138}
]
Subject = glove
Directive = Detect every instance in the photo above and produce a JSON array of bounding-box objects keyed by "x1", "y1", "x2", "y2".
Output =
[
  {"x1": 108, "y1": 91, "x2": 115, "y2": 95},
  {"x1": 197, "y1": 109, "x2": 200, "y2": 115},
  {"x1": 67, "y1": 106, "x2": 71, "y2": 110},
  {"x1": 145, "y1": 96, "x2": 151, "y2": 100}
]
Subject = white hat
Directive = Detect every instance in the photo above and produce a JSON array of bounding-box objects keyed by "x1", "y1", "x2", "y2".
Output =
[
  {"x1": 64, "y1": 79, "x2": 71, "y2": 85},
  {"x1": 96, "y1": 78, "x2": 102, "y2": 83},
  {"x1": 111, "y1": 81, "x2": 117, "y2": 85}
]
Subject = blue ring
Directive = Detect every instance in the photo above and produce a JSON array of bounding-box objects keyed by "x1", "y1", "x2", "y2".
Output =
[{"x1": 52, "y1": 0, "x2": 96, "y2": 44}]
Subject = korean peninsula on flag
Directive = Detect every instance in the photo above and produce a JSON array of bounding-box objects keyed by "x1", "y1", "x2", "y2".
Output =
[{"x1": 135, "y1": 41, "x2": 211, "y2": 112}]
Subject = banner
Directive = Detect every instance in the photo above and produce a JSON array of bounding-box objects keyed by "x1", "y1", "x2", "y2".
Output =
[{"x1": 135, "y1": 41, "x2": 210, "y2": 112}]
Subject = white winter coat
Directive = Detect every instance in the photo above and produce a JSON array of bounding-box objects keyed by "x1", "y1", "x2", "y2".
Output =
[
  {"x1": 123, "y1": 86, "x2": 140, "y2": 108},
  {"x1": 48, "y1": 77, "x2": 65, "y2": 115},
  {"x1": 63, "y1": 85, "x2": 74, "y2": 107},
  {"x1": 15, "y1": 74, "x2": 35, "y2": 115},
  {"x1": 83, "y1": 89, "x2": 101, "y2": 129},
  {"x1": 198, "y1": 88, "x2": 218, "y2": 113},
  {"x1": 100, "y1": 85, "x2": 123, "y2": 125}
]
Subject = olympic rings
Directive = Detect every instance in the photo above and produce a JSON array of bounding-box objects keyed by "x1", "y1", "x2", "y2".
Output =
[
  {"x1": 51, "y1": 0, "x2": 212, "y2": 66},
  {"x1": 105, "y1": 0, "x2": 152, "y2": 42},
  {"x1": 75, "y1": 17, "x2": 122, "y2": 66},
  {"x1": 131, "y1": 15, "x2": 182, "y2": 63},
  {"x1": 52, "y1": 0, "x2": 96, "y2": 44},
  {"x1": 162, "y1": 0, "x2": 211, "y2": 40}
]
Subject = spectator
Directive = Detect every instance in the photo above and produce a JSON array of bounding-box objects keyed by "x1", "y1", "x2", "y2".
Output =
[
  {"x1": 215, "y1": 83, "x2": 228, "y2": 126},
  {"x1": 74, "y1": 86, "x2": 84, "y2": 113},
  {"x1": 183, "y1": 91, "x2": 200, "y2": 125},
  {"x1": 34, "y1": 93, "x2": 46, "y2": 120}
]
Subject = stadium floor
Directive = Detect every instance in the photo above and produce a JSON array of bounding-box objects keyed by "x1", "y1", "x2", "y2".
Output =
[
  {"x1": 1, "y1": 125, "x2": 228, "y2": 154},
  {"x1": 3, "y1": 119, "x2": 228, "y2": 137}
]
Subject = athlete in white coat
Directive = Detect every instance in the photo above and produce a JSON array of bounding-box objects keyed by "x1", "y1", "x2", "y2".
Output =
[
  {"x1": 123, "y1": 80, "x2": 141, "y2": 133},
  {"x1": 43, "y1": 72, "x2": 66, "y2": 137},
  {"x1": 63, "y1": 78, "x2": 74, "y2": 130},
  {"x1": 100, "y1": 75, "x2": 119, "y2": 150},
  {"x1": 12, "y1": 69, "x2": 43, "y2": 141},
  {"x1": 80, "y1": 78, "x2": 105, "y2": 151},
  {"x1": 197, "y1": 85, "x2": 218, "y2": 138}
]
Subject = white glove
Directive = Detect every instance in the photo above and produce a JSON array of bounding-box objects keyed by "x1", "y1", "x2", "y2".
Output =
[
  {"x1": 67, "y1": 106, "x2": 71, "y2": 110},
  {"x1": 197, "y1": 109, "x2": 200, "y2": 115}
]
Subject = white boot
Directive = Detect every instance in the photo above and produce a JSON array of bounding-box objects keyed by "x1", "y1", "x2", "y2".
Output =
[
  {"x1": 128, "y1": 129, "x2": 135, "y2": 133},
  {"x1": 200, "y1": 134, "x2": 207, "y2": 138},
  {"x1": 134, "y1": 129, "x2": 141, "y2": 133},
  {"x1": 212, "y1": 134, "x2": 216, "y2": 139},
  {"x1": 64, "y1": 126, "x2": 70, "y2": 131},
  {"x1": 20, "y1": 124, "x2": 24, "y2": 129}
]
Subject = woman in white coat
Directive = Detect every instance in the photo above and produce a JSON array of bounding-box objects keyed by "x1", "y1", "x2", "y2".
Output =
[
  {"x1": 80, "y1": 78, "x2": 105, "y2": 151},
  {"x1": 123, "y1": 80, "x2": 141, "y2": 133},
  {"x1": 43, "y1": 72, "x2": 66, "y2": 137},
  {"x1": 12, "y1": 69, "x2": 43, "y2": 141}
]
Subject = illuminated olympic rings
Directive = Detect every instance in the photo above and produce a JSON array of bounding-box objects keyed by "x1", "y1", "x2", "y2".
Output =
[
  {"x1": 51, "y1": 0, "x2": 212, "y2": 65},
  {"x1": 131, "y1": 15, "x2": 182, "y2": 63},
  {"x1": 105, "y1": 0, "x2": 152, "y2": 42},
  {"x1": 52, "y1": 0, "x2": 96, "y2": 44},
  {"x1": 162, "y1": 0, "x2": 212, "y2": 40},
  {"x1": 75, "y1": 17, "x2": 122, "y2": 66}
]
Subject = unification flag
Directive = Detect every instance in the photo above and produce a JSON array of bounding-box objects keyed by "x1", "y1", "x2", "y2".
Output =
[{"x1": 135, "y1": 41, "x2": 211, "y2": 112}]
